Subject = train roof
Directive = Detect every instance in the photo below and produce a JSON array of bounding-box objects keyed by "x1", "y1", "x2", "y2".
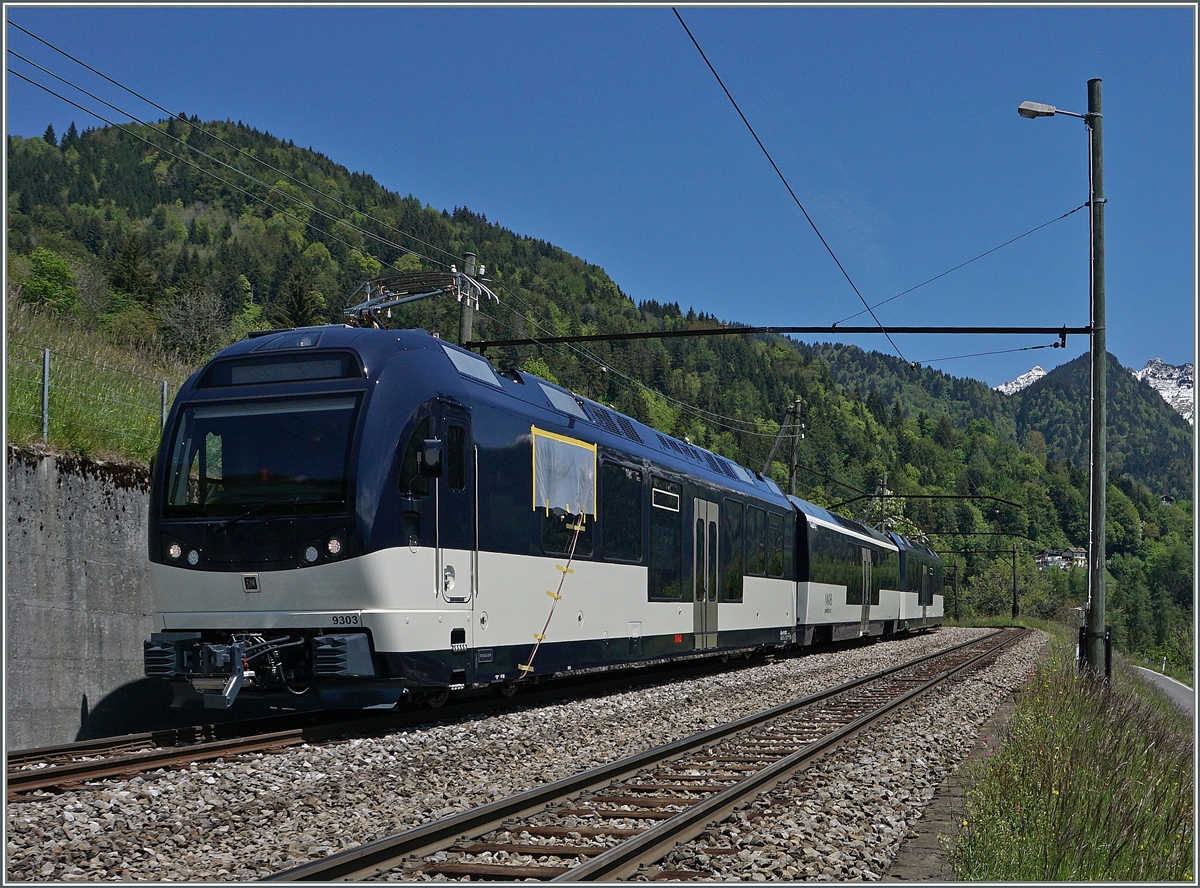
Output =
[
  {"x1": 201, "y1": 325, "x2": 790, "y2": 505},
  {"x1": 787, "y1": 495, "x2": 897, "y2": 550},
  {"x1": 888, "y1": 532, "x2": 941, "y2": 561}
]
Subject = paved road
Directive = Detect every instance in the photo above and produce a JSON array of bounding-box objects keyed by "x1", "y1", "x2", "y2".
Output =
[{"x1": 1134, "y1": 666, "x2": 1194, "y2": 718}]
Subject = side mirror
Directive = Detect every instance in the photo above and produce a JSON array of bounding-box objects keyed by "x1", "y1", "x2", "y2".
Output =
[{"x1": 419, "y1": 438, "x2": 443, "y2": 477}]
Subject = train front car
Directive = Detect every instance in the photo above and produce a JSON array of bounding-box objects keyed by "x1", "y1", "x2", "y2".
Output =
[
  {"x1": 143, "y1": 326, "x2": 452, "y2": 709},
  {"x1": 144, "y1": 325, "x2": 802, "y2": 710}
]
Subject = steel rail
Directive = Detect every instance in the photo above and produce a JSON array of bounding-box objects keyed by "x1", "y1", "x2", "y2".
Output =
[
  {"x1": 4, "y1": 648, "x2": 802, "y2": 796},
  {"x1": 5, "y1": 712, "x2": 406, "y2": 797},
  {"x1": 561, "y1": 627, "x2": 1028, "y2": 881},
  {"x1": 4, "y1": 711, "x2": 351, "y2": 769},
  {"x1": 264, "y1": 628, "x2": 1021, "y2": 882}
]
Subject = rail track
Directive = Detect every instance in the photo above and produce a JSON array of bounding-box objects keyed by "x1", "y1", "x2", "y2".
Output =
[
  {"x1": 5, "y1": 642, "x2": 777, "y2": 798},
  {"x1": 265, "y1": 626, "x2": 1028, "y2": 882}
]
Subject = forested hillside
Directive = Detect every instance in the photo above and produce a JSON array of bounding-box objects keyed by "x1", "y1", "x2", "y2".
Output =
[
  {"x1": 1012, "y1": 351, "x2": 1193, "y2": 498},
  {"x1": 6, "y1": 117, "x2": 1192, "y2": 670}
]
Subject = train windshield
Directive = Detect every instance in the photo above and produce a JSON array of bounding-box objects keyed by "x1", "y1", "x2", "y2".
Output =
[{"x1": 162, "y1": 394, "x2": 360, "y2": 518}]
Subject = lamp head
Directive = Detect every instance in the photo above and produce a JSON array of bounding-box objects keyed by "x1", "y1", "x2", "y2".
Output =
[{"x1": 1018, "y1": 101, "x2": 1057, "y2": 119}]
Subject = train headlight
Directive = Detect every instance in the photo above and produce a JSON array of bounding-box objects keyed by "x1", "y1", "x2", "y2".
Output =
[
  {"x1": 304, "y1": 546, "x2": 320, "y2": 564},
  {"x1": 168, "y1": 543, "x2": 182, "y2": 561},
  {"x1": 186, "y1": 549, "x2": 200, "y2": 566},
  {"x1": 326, "y1": 536, "x2": 343, "y2": 556}
]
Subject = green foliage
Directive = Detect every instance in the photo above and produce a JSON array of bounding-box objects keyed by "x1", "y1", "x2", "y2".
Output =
[
  {"x1": 6, "y1": 300, "x2": 193, "y2": 462},
  {"x1": 17, "y1": 247, "x2": 79, "y2": 314},
  {"x1": 1012, "y1": 351, "x2": 1193, "y2": 499},
  {"x1": 952, "y1": 633, "x2": 1193, "y2": 882},
  {"x1": 519, "y1": 356, "x2": 558, "y2": 386}
]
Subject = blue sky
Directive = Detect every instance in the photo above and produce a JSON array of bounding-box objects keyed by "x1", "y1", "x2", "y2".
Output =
[{"x1": 5, "y1": 5, "x2": 1195, "y2": 387}]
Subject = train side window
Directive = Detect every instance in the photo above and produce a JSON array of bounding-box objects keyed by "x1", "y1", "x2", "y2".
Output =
[
  {"x1": 782, "y1": 512, "x2": 794, "y2": 580},
  {"x1": 746, "y1": 506, "x2": 766, "y2": 575},
  {"x1": 542, "y1": 510, "x2": 593, "y2": 557},
  {"x1": 447, "y1": 425, "x2": 467, "y2": 491},
  {"x1": 601, "y1": 462, "x2": 642, "y2": 562},
  {"x1": 648, "y1": 476, "x2": 683, "y2": 600},
  {"x1": 876, "y1": 548, "x2": 898, "y2": 601},
  {"x1": 720, "y1": 499, "x2": 744, "y2": 602},
  {"x1": 766, "y1": 513, "x2": 784, "y2": 577},
  {"x1": 398, "y1": 416, "x2": 432, "y2": 497},
  {"x1": 810, "y1": 524, "x2": 860, "y2": 601}
]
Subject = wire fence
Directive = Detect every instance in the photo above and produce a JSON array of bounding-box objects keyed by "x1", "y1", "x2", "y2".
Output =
[{"x1": 6, "y1": 342, "x2": 184, "y2": 463}]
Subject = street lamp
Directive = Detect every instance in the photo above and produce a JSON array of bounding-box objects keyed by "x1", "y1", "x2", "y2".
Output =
[{"x1": 1019, "y1": 79, "x2": 1106, "y2": 676}]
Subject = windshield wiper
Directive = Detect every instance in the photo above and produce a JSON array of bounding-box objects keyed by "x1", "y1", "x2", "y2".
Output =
[{"x1": 216, "y1": 498, "x2": 297, "y2": 532}]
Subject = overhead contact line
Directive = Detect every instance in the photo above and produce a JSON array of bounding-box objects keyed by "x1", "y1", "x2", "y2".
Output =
[
  {"x1": 673, "y1": 7, "x2": 908, "y2": 364},
  {"x1": 832, "y1": 203, "x2": 1090, "y2": 327},
  {"x1": 7, "y1": 21, "x2": 460, "y2": 270}
]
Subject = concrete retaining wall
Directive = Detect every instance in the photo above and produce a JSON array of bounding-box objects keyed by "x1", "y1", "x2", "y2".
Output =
[{"x1": 5, "y1": 445, "x2": 163, "y2": 748}]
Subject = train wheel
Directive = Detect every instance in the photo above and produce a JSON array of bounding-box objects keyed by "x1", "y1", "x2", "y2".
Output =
[
  {"x1": 495, "y1": 682, "x2": 519, "y2": 698},
  {"x1": 423, "y1": 689, "x2": 450, "y2": 709}
]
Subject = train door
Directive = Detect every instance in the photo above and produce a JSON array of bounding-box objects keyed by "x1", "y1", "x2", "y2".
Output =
[
  {"x1": 434, "y1": 402, "x2": 475, "y2": 605},
  {"x1": 693, "y1": 499, "x2": 719, "y2": 649},
  {"x1": 920, "y1": 564, "x2": 929, "y2": 626},
  {"x1": 859, "y1": 548, "x2": 872, "y2": 636}
]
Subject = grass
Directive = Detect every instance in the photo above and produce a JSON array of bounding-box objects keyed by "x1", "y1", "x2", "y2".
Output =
[
  {"x1": 6, "y1": 302, "x2": 195, "y2": 463},
  {"x1": 951, "y1": 621, "x2": 1194, "y2": 881}
]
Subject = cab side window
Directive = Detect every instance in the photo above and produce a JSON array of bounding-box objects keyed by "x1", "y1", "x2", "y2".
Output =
[
  {"x1": 447, "y1": 424, "x2": 466, "y2": 491},
  {"x1": 398, "y1": 416, "x2": 432, "y2": 497}
]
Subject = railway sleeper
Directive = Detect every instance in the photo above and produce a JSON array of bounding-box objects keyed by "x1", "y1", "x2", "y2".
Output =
[{"x1": 421, "y1": 861, "x2": 574, "y2": 880}]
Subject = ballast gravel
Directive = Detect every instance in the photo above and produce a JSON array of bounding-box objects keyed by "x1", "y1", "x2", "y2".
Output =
[{"x1": 5, "y1": 627, "x2": 1044, "y2": 881}]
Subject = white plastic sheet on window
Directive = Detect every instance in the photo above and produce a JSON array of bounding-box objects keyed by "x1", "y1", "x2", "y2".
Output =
[{"x1": 531, "y1": 426, "x2": 596, "y2": 516}]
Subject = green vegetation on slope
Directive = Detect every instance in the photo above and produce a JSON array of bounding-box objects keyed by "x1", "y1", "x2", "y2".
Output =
[
  {"x1": 952, "y1": 625, "x2": 1193, "y2": 881},
  {"x1": 6, "y1": 299, "x2": 193, "y2": 463}
]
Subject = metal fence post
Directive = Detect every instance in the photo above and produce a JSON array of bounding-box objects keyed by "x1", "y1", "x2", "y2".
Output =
[
  {"x1": 41, "y1": 348, "x2": 50, "y2": 443},
  {"x1": 161, "y1": 380, "x2": 168, "y2": 429}
]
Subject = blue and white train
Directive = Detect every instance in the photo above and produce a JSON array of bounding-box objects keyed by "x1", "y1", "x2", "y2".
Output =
[{"x1": 143, "y1": 325, "x2": 943, "y2": 709}]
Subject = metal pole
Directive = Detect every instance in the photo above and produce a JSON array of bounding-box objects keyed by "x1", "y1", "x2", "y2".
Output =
[
  {"x1": 161, "y1": 381, "x2": 168, "y2": 429},
  {"x1": 953, "y1": 560, "x2": 959, "y2": 621},
  {"x1": 459, "y1": 252, "x2": 477, "y2": 349},
  {"x1": 1011, "y1": 542, "x2": 1019, "y2": 620},
  {"x1": 1085, "y1": 78, "x2": 1107, "y2": 674},
  {"x1": 789, "y1": 398, "x2": 800, "y2": 496},
  {"x1": 41, "y1": 348, "x2": 50, "y2": 443}
]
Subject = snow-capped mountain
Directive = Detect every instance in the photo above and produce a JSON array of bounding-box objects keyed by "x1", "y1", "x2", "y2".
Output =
[
  {"x1": 994, "y1": 366, "x2": 1047, "y2": 396},
  {"x1": 1133, "y1": 358, "x2": 1193, "y2": 425}
]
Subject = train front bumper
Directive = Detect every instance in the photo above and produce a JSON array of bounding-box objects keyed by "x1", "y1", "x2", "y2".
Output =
[{"x1": 143, "y1": 630, "x2": 396, "y2": 709}]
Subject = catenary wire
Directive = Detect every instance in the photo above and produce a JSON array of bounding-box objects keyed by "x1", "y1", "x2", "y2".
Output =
[
  {"x1": 831, "y1": 203, "x2": 1090, "y2": 326},
  {"x1": 472, "y1": 299, "x2": 775, "y2": 436},
  {"x1": 917, "y1": 342, "x2": 1062, "y2": 365},
  {"x1": 12, "y1": 27, "x2": 1077, "y2": 421},
  {"x1": 4, "y1": 69, "x2": 415, "y2": 280},
  {"x1": 9, "y1": 32, "x2": 1060, "y2": 499},
  {"x1": 476, "y1": 283, "x2": 792, "y2": 436},
  {"x1": 5, "y1": 55, "x2": 447, "y2": 272},
  {"x1": 672, "y1": 7, "x2": 907, "y2": 364},
  {"x1": 9, "y1": 59, "x2": 757, "y2": 442},
  {"x1": 7, "y1": 19, "x2": 465, "y2": 269}
]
